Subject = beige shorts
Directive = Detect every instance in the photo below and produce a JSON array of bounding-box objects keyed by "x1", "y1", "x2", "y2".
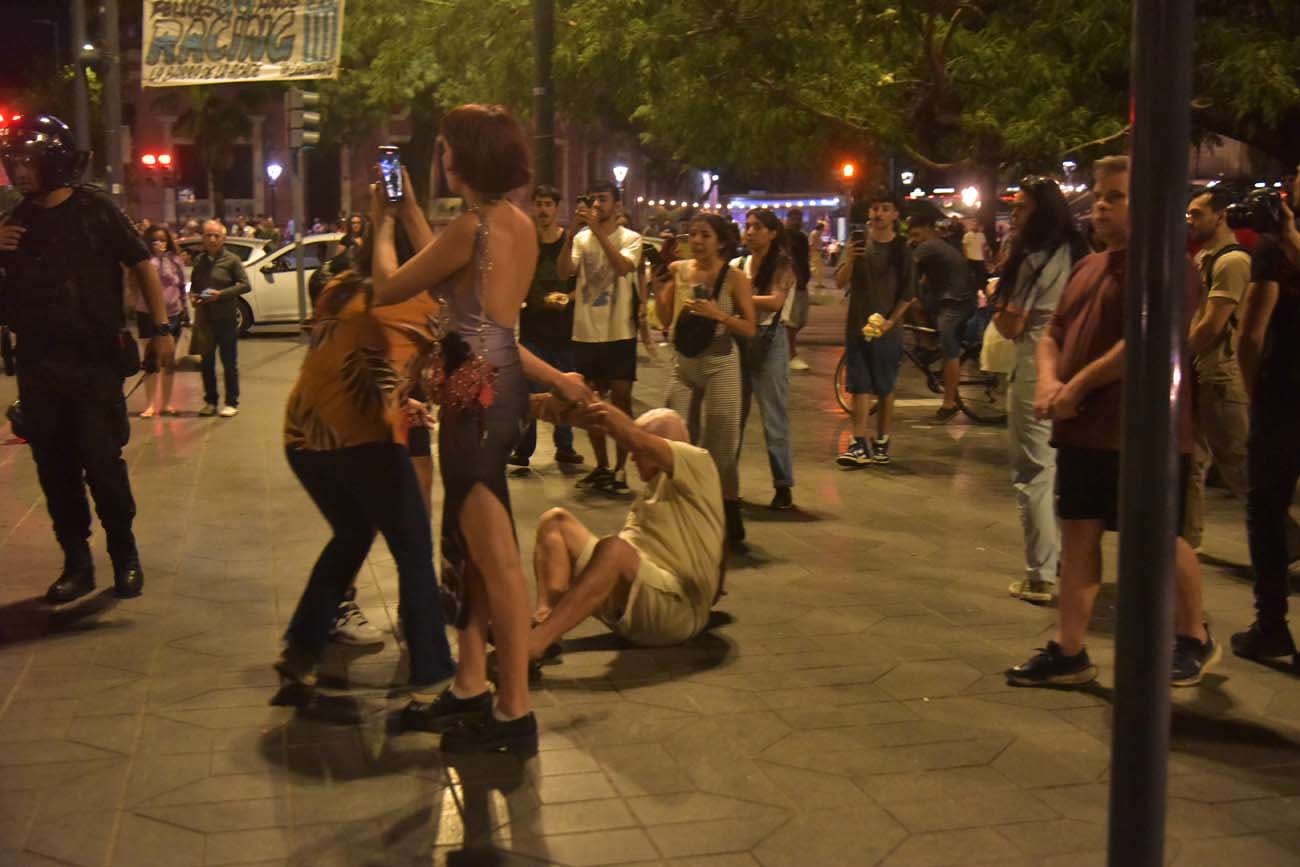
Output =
[{"x1": 576, "y1": 537, "x2": 702, "y2": 646}]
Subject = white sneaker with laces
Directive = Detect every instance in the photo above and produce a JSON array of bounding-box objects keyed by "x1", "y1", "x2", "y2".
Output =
[
  {"x1": 198, "y1": 403, "x2": 218, "y2": 417},
  {"x1": 219, "y1": 405, "x2": 239, "y2": 418},
  {"x1": 330, "y1": 601, "x2": 385, "y2": 646}
]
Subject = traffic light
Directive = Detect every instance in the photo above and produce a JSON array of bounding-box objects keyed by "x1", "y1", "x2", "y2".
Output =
[
  {"x1": 288, "y1": 88, "x2": 321, "y2": 149},
  {"x1": 139, "y1": 152, "x2": 175, "y2": 185}
]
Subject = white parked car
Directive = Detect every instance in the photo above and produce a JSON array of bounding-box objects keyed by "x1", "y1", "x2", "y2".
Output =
[{"x1": 179, "y1": 233, "x2": 344, "y2": 335}]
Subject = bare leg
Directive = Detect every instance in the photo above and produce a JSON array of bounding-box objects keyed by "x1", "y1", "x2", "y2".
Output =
[
  {"x1": 1174, "y1": 537, "x2": 1208, "y2": 642},
  {"x1": 875, "y1": 393, "x2": 896, "y2": 440},
  {"x1": 532, "y1": 508, "x2": 594, "y2": 623},
  {"x1": 851, "y1": 393, "x2": 871, "y2": 439},
  {"x1": 527, "y1": 536, "x2": 640, "y2": 658},
  {"x1": 609, "y1": 380, "x2": 633, "y2": 473},
  {"x1": 458, "y1": 484, "x2": 531, "y2": 717},
  {"x1": 941, "y1": 358, "x2": 960, "y2": 410},
  {"x1": 140, "y1": 372, "x2": 157, "y2": 414},
  {"x1": 1055, "y1": 518, "x2": 1105, "y2": 655},
  {"x1": 586, "y1": 384, "x2": 611, "y2": 468},
  {"x1": 159, "y1": 369, "x2": 176, "y2": 412},
  {"x1": 451, "y1": 562, "x2": 492, "y2": 698}
]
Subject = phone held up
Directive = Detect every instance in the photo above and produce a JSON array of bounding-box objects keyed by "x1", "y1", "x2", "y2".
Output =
[{"x1": 378, "y1": 145, "x2": 404, "y2": 203}]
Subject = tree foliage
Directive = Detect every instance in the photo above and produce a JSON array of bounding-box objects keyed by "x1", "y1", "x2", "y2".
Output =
[{"x1": 326, "y1": 0, "x2": 1300, "y2": 183}]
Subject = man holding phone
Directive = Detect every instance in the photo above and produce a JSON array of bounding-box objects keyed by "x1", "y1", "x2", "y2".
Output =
[
  {"x1": 557, "y1": 180, "x2": 644, "y2": 493},
  {"x1": 834, "y1": 194, "x2": 916, "y2": 466}
]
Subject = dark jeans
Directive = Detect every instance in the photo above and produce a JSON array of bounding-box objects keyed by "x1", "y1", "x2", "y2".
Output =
[
  {"x1": 285, "y1": 443, "x2": 454, "y2": 686},
  {"x1": 17, "y1": 349, "x2": 136, "y2": 566},
  {"x1": 515, "y1": 341, "x2": 574, "y2": 459},
  {"x1": 1246, "y1": 380, "x2": 1300, "y2": 626},
  {"x1": 201, "y1": 317, "x2": 239, "y2": 407}
]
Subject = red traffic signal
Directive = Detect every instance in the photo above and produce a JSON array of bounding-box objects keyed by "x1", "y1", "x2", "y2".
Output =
[
  {"x1": 141, "y1": 153, "x2": 157, "y2": 166},
  {"x1": 157, "y1": 153, "x2": 172, "y2": 166},
  {"x1": 841, "y1": 162, "x2": 857, "y2": 180}
]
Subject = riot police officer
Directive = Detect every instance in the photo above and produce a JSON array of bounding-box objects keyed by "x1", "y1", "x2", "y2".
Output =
[{"x1": 0, "y1": 114, "x2": 175, "y2": 603}]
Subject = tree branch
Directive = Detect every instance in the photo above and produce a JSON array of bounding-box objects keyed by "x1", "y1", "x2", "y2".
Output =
[
  {"x1": 756, "y1": 76, "x2": 969, "y2": 173},
  {"x1": 1060, "y1": 125, "x2": 1131, "y2": 158}
]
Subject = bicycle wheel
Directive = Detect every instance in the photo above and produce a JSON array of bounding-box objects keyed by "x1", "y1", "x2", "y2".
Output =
[
  {"x1": 834, "y1": 352, "x2": 851, "y2": 414},
  {"x1": 956, "y1": 365, "x2": 1008, "y2": 424}
]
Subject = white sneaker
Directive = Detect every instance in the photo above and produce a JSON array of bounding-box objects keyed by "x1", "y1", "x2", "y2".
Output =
[
  {"x1": 790, "y1": 357, "x2": 811, "y2": 371},
  {"x1": 219, "y1": 405, "x2": 239, "y2": 418},
  {"x1": 329, "y1": 601, "x2": 385, "y2": 646},
  {"x1": 198, "y1": 403, "x2": 218, "y2": 417}
]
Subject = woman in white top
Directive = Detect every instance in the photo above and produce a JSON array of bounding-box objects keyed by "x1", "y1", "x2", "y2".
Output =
[
  {"x1": 1000, "y1": 177, "x2": 1085, "y2": 604},
  {"x1": 734, "y1": 208, "x2": 797, "y2": 510},
  {"x1": 653, "y1": 214, "x2": 756, "y2": 548}
]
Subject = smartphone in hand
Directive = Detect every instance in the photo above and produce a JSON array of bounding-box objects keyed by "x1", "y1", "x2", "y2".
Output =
[{"x1": 379, "y1": 145, "x2": 404, "y2": 203}]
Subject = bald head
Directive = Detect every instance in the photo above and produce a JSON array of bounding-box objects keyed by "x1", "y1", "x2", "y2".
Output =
[
  {"x1": 201, "y1": 220, "x2": 227, "y2": 255},
  {"x1": 636, "y1": 408, "x2": 688, "y2": 442}
]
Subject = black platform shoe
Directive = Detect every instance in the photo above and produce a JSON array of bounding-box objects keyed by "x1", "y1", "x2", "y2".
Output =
[
  {"x1": 112, "y1": 557, "x2": 144, "y2": 598},
  {"x1": 402, "y1": 688, "x2": 493, "y2": 733}
]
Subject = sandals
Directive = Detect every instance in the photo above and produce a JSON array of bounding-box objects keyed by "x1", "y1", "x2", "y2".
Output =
[{"x1": 139, "y1": 407, "x2": 156, "y2": 419}]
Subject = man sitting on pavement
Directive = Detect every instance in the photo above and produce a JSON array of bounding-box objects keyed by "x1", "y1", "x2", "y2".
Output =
[{"x1": 524, "y1": 400, "x2": 725, "y2": 658}]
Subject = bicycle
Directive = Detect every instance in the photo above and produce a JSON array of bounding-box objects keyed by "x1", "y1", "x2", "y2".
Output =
[{"x1": 833, "y1": 320, "x2": 1008, "y2": 425}]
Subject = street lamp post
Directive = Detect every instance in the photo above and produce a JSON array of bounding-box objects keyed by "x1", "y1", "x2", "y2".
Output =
[
  {"x1": 265, "y1": 162, "x2": 283, "y2": 223},
  {"x1": 613, "y1": 162, "x2": 629, "y2": 222}
]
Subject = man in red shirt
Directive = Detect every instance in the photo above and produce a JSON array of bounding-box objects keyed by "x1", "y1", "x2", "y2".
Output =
[{"x1": 1006, "y1": 155, "x2": 1221, "y2": 689}]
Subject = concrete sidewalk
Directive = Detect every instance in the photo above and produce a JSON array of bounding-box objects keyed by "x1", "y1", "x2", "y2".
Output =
[{"x1": 0, "y1": 334, "x2": 1298, "y2": 867}]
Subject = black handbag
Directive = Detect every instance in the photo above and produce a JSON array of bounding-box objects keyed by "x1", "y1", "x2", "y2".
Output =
[
  {"x1": 673, "y1": 264, "x2": 728, "y2": 358},
  {"x1": 739, "y1": 321, "x2": 779, "y2": 374}
]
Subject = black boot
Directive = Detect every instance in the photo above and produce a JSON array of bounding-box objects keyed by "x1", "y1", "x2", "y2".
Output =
[
  {"x1": 724, "y1": 500, "x2": 746, "y2": 549},
  {"x1": 46, "y1": 560, "x2": 95, "y2": 605},
  {"x1": 112, "y1": 558, "x2": 144, "y2": 598}
]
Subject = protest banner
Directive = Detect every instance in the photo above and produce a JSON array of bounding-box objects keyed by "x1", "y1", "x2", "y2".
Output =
[{"x1": 142, "y1": 1, "x2": 346, "y2": 87}]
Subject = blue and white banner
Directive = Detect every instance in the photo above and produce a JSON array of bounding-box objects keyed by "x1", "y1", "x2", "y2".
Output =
[{"x1": 142, "y1": 1, "x2": 346, "y2": 87}]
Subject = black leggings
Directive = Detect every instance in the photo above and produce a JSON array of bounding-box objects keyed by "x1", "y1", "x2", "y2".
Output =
[{"x1": 285, "y1": 443, "x2": 454, "y2": 686}]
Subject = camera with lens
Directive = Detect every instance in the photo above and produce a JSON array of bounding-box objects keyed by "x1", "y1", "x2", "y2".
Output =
[{"x1": 1225, "y1": 189, "x2": 1288, "y2": 234}]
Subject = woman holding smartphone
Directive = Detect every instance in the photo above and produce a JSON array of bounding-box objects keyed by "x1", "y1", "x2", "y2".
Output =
[
  {"x1": 654, "y1": 213, "x2": 757, "y2": 548},
  {"x1": 368, "y1": 104, "x2": 590, "y2": 755}
]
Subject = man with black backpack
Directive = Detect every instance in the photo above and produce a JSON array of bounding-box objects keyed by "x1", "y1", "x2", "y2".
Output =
[
  {"x1": 1184, "y1": 189, "x2": 1254, "y2": 552},
  {"x1": 834, "y1": 193, "x2": 916, "y2": 466},
  {"x1": 0, "y1": 114, "x2": 175, "y2": 603}
]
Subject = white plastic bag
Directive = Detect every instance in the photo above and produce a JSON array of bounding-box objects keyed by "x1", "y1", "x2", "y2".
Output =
[{"x1": 980, "y1": 318, "x2": 1017, "y2": 373}]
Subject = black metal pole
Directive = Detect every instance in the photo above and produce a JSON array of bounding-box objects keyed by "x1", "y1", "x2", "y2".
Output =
[
  {"x1": 101, "y1": 0, "x2": 124, "y2": 204},
  {"x1": 1107, "y1": 1, "x2": 1194, "y2": 865},
  {"x1": 532, "y1": 0, "x2": 556, "y2": 186},
  {"x1": 68, "y1": 0, "x2": 91, "y2": 180}
]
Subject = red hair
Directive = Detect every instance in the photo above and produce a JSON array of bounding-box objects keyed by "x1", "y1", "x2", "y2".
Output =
[{"x1": 440, "y1": 104, "x2": 532, "y2": 198}]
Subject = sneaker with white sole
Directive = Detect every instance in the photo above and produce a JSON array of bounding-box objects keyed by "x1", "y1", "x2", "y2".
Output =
[
  {"x1": 198, "y1": 403, "x2": 218, "y2": 417},
  {"x1": 1009, "y1": 577, "x2": 1057, "y2": 603},
  {"x1": 219, "y1": 405, "x2": 239, "y2": 418},
  {"x1": 329, "y1": 600, "x2": 385, "y2": 646},
  {"x1": 836, "y1": 440, "x2": 872, "y2": 468},
  {"x1": 789, "y1": 357, "x2": 811, "y2": 371}
]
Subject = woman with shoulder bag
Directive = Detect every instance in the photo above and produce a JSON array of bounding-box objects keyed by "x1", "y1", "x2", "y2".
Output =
[
  {"x1": 734, "y1": 208, "x2": 797, "y2": 510},
  {"x1": 1000, "y1": 177, "x2": 1086, "y2": 604},
  {"x1": 653, "y1": 214, "x2": 757, "y2": 547}
]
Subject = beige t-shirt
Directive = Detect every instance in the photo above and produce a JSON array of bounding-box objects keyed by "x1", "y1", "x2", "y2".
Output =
[
  {"x1": 571, "y1": 226, "x2": 644, "y2": 343},
  {"x1": 1192, "y1": 241, "x2": 1251, "y2": 381},
  {"x1": 618, "y1": 441, "x2": 724, "y2": 611}
]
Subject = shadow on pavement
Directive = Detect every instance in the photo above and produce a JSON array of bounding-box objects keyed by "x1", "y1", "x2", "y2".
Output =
[{"x1": 0, "y1": 588, "x2": 126, "y2": 648}]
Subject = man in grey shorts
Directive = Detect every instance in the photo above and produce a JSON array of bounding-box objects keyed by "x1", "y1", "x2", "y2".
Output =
[{"x1": 525, "y1": 401, "x2": 725, "y2": 654}]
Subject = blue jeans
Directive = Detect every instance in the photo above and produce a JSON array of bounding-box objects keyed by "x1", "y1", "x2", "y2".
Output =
[
  {"x1": 200, "y1": 317, "x2": 239, "y2": 407},
  {"x1": 515, "y1": 341, "x2": 575, "y2": 459},
  {"x1": 740, "y1": 324, "x2": 794, "y2": 489},
  {"x1": 285, "y1": 443, "x2": 455, "y2": 686}
]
